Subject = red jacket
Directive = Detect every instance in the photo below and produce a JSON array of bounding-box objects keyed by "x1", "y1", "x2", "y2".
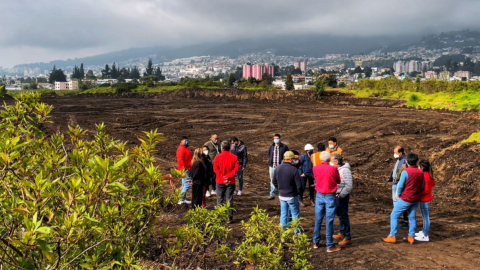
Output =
[
  {"x1": 313, "y1": 162, "x2": 341, "y2": 194},
  {"x1": 420, "y1": 172, "x2": 435, "y2": 202},
  {"x1": 213, "y1": 151, "x2": 239, "y2": 185},
  {"x1": 176, "y1": 143, "x2": 192, "y2": 171},
  {"x1": 400, "y1": 166, "x2": 424, "y2": 203}
]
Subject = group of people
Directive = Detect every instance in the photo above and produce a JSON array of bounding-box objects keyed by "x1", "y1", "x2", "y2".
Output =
[
  {"x1": 176, "y1": 134, "x2": 247, "y2": 222},
  {"x1": 175, "y1": 133, "x2": 436, "y2": 252}
]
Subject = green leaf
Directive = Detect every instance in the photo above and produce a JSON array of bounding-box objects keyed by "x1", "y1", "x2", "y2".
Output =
[
  {"x1": 8, "y1": 207, "x2": 31, "y2": 214},
  {"x1": 112, "y1": 156, "x2": 128, "y2": 170},
  {"x1": 36, "y1": 227, "x2": 52, "y2": 234},
  {"x1": 42, "y1": 250, "x2": 55, "y2": 262},
  {"x1": 36, "y1": 239, "x2": 52, "y2": 252}
]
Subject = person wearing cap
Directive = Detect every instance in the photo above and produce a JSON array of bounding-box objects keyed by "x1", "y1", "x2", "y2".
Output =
[
  {"x1": 299, "y1": 144, "x2": 315, "y2": 206},
  {"x1": 312, "y1": 151, "x2": 342, "y2": 253},
  {"x1": 327, "y1": 137, "x2": 342, "y2": 156},
  {"x1": 311, "y1": 143, "x2": 326, "y2": 167},
  {"x1": 273, "y1": 151, "x2": 303, "y2": 233},
  {"x1": 267, "y1": 134, "x2": 289, "y2": 200}
]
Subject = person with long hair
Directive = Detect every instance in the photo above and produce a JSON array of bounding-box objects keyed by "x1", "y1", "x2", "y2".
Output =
[
  {"x1": 190, "y1": 148, "x2": 207, "y2": 208},
  {"x1": 415, "y1": 160, "x2": 436, "y2": 242}
]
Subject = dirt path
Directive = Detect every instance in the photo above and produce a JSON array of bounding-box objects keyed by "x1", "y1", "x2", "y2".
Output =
[{"x1": 39, "y1": 90, "x2": 480, "y2": 269}]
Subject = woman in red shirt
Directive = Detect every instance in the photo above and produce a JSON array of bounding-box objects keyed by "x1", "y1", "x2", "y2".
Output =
[{"x1": 415, "y1": 160, "x2": 436, "y2": 242}]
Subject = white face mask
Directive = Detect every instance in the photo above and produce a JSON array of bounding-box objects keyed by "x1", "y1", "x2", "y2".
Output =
[
  {"x1": 203, "y1": 150, "x2": 209, "y2": 156},
  {"x1": 329, "y1": 162, "x2": 334, "y2": 166},
  {"x1": 394, "y1": 154, "x2": 400, "y2": 159},
  {"x1": 329, "y1": 145, "x2": 335, "y2": 149}
]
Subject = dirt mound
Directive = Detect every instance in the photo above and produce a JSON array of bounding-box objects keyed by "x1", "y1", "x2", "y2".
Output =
[{"x1": 321, "y1": 90, "x2": 406, "y2": 107}]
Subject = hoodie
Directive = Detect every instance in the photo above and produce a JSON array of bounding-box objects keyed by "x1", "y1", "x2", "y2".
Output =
[
  {"x1": 231, "y1": 141, "x2": 248, "y2": 168},
  {"x1": 336, "y1": 163, "x2": 353, "y2": 198}
]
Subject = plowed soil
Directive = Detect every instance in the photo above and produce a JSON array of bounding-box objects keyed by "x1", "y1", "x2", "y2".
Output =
[{"x1": 36, "y1": 89, "x2": 480, "y2": 269}]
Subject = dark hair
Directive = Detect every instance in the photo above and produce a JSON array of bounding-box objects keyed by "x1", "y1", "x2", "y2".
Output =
[
  {"x1": 332, "y1": 154, "x2": 343, "y2": 165},
  {"x1": 397, "y1": 147, "x2": 405, "y2": 154},
  {"x1": 291, "y1": 150, "x2": 300, "y2": 156},
  {"x1": 231, "y1": 137, "x2": 239, "y2": 142},
  {"x1": 406, "y1": 153, "x2": 419, "y2": 166},
  {"x1": 274, "y1": 133, "x2": 281, "y2": 138},
  {"x1": 182, "y1": 136, "x2": 188, "y2": 140},
  {"x1": 317, "y1": 143, "x2": 326, "y2": 151},
  {"x1": 328, "y1": 137, "x2": 337, "y2": 143},
  {"x1": 221, "y1": 140, "x2": 231, "y2": 151},
  {"x1": 419, "y1": 160, "x2": 431, "y2": 173}
]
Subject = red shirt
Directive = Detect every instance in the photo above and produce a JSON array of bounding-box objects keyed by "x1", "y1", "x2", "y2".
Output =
[
  {"x1": 313, "y1": 162, "x2": 341, "y2": 194},
  {"x1": 213, "y1": 151, "x2": 239, "y2": 185},
  {"x1": 176, "y1": 143, "x2": 192, "y2": 171},
  {"x1": 420, "y1": 172, "x2": 435, "y2": 202}
]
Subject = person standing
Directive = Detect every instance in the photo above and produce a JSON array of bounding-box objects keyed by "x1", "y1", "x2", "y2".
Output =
[
  {"x1": 176, "y1": 136, "x2": 192, "y2": 204},
  {"x1": 190, "y1": 148, "x2": 208, "y2": 208},
  {"x1": 331, "y1": 154, "x2": 353, "y2": 246},
  {"x1": 312, "y1": 151, "x2": 342, "y2": 252},
  {"x1": 230, "y1": 137, "x2": 248, "y2": 196},
  {"x1": 267, "y1": 134, "x2": 289, "y2": 200},
  {"x1": 299, "y1": 144, "x2": 315, "y2": 206},
  {"x1": 388, "y1": 146, "x2": 408, "y2": 226},
  {"x1": 201, "y1": 146, "x2": 214, "y2": 207},
  {"x1": 273, "y1": 151, "x2": 303, "y2": 233},
  {"x1": 415, "y1": 160, "x2": 436, "y2": 242},
  {"x1": 214, "y1": 141, "x2": 239, "y2": 223},
  {"x1": 204, "y1": 134, "x2": 221, "y2": 196},
  {"x1": 327, "y1": 137, "x2": 342, "y2": 156},
  {"x1": 383, "y1": 153, "x2": 424, "y2": 244},
  {"x1": 311, "y1": 143, "x2": 326, "y2": 167}
]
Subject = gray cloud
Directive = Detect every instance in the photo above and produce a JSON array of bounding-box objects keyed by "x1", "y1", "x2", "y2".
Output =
[{"x1": 1, "y1": 0, "x2": 479, "y2": 67}]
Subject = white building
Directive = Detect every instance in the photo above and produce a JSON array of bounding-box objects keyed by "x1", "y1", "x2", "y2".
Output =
[{"x1": 54, "y1": 81, "x2": 78, "y2": 90}]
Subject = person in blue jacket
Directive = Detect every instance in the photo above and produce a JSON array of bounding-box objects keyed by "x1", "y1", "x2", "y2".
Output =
[{"x1": 299, "y1": 144, "x2": 315, "y2": 207}]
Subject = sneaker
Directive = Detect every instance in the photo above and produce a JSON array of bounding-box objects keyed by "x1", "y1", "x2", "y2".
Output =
[
  {"x1": 382, "y1": 235, "x2": 396, "y2": 243},
  {"x1": 267, "y1": 196, "x2": 275, "y2": 200},
  {"x1": 206, "y1": 190, "x2": 211, "y2": 197},
  {"x1": 403, "y1": 236, "x2": 415, "y2": 244},
  {"x1": 184, "y1": 200, "x2": 191, "y2": 204},
  {"x1": 211, "y1": 190, "x2": 216, "y2": 195},
  {"x1": 312, "y1": 243, "x2": 320, "y2": 249},
  {"x1": 237, "y1": 190, "x2": 242, "y2": 196},
  {"x1": 414, "y1": 235, "x2": 429, "y2": 242},
  {"x1": 415, "y1": 231, "x2": 424, "y2": 237},
  {"x1": 327, "y1": 246, "x2": 341, "y2": 253},
  {"x1": 339, "y1": 239, "x2": 351, "y2": 246},
  {"x1": 333, "y1": 233, "x2": 344, "y2": 240}
]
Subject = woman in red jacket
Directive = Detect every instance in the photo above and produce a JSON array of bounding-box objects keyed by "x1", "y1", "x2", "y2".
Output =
[{"x1": 415, "y1": 160, "x2": 436, "y2": 242}]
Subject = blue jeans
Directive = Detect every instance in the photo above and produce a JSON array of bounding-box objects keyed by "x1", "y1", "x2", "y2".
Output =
[
  {"x1": 180, "y1": 171, "x2": 191, "y2": 201},
  {"x1": 336, "y1": 194, "x2": 351, "y2": 240},
  {"x1": 312, "y1": 193, "x2": 337, "y2": 249},
  {"x1": 390, "y1": 198, "x2": 418, "y2": 237},
  {"x1": 269, "y1": 167, "x2": 276, "y2": 197},
  {"x1": 236, "y1": 167, "x2": 244, "y2": 191},
  {"x1": 300, "y1": 176, "x2": 315, "y2": 201},
  {"x1": 392, "y1": 184, "x2": 398, "y2": 204},
  {"x1": 420, "y1": 202, "x2": 430, "y2": 237},
  {"x1": 280, "y1": 197, "x2": 300, "y2": 233}
]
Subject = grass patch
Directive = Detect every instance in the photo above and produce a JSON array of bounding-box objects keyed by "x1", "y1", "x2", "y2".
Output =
[{"x1": 462, "y1": 133, "x2": 480, "y2": 144}]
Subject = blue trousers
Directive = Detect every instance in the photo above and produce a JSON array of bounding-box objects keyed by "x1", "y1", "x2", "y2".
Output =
[
  {"x1": 280, "y1": 197, "x2": 300, "y2": 233},
  {"x1": 312, "y1": 193, "x2": 337, "y2": 249},
  {"x1": 390, "y1": 198, "x2": 418, "y2": 237}
]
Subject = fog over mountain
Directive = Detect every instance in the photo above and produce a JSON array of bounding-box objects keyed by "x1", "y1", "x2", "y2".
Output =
[{"x1": 2, "y1": 0, "x2": 480, "y2": 67}]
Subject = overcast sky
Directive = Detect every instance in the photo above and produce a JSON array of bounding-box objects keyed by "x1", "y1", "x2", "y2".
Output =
[{"x1": 1, "y1": 0, "x2": 479, "y2": 67}]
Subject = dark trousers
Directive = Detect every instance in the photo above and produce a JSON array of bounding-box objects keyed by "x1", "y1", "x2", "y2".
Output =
[
  {"x1": 300, "y1": 176, "x2": 315, "y2": 201},
  {"x1": 336, "y1": 194, "x2": 352, "y2": 240},
  {"x1": 192, "y1": 184, "x2": 204, "y2": 208},
  {"x1": 216, "y1": 184, "x2": 235, "y2": 219},
  {"x1": 211, "y1": 173, "x2": 216, "y2": 191}
]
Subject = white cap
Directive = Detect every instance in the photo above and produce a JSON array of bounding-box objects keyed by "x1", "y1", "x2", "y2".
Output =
[{"x1": 304, "y1": 144, "x2": 314, "y2": 151}]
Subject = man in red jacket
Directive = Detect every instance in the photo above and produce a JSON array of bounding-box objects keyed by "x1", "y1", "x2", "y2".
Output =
[
  {"x1": 312, "y1": 151, "x2": 342, "y2": 253},
  {"x1": 176, "y1": 136, "x2": 192, "y2": 204},
  {"x1": 214, "y1": 140, "x2": 239, "y2": 222}
]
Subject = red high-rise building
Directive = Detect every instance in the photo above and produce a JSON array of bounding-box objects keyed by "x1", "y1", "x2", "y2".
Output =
[{"x1": 243, "y1": 64, "x2": 274, "y2": 80}]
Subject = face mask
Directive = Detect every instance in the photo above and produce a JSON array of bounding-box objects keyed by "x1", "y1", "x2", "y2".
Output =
[
  {"x1": 394, "y1": 154, "x2": 400, "y2": 159},
  {"x1": 203, "y1": 150, "x2": 209, "y2": 156},
  {"x1": 329, "y1": 145, "x2": 334, "y2": 149},
  {"x1": 307, "y1": 150, "x2": 313, "y2": 155},
  {"x1": 274, "y1": 139, "x2": 280, "y2": 144},
  {"x1": 184, "y1": 141, "x2": 189, "y2": 147},
  {"x1": 329, "y1": 162, "x2": 334, "y2": 166},
  {"x1": 292, "y1": 160, "x2": 299, "y2": 165}
]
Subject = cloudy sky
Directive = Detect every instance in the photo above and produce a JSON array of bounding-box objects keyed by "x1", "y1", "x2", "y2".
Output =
[{"x1": 1, "y1": 0, "x2": 479, "y2": 67}]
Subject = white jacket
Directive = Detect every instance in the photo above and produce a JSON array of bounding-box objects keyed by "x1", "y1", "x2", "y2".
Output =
[{"x1": 337, "y1": 163, "x2": 353, "y2": 198}]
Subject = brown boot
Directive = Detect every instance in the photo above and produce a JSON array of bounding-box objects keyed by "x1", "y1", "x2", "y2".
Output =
[
  {"x1": 333, "y1": 233, "x2": 344, "y2": 240},
  {"x1": 327, "y1": 246, "x2": 341, "y2": 253},
  {"x1": 403, "y1": 236, "x2": 415, "y2": 244},
  {"x1": 339, "y1": 238, "x2": 352, "y2": 246},
  {"x1": 382, "y1": 235, "x2": 396, "y2": 243}
]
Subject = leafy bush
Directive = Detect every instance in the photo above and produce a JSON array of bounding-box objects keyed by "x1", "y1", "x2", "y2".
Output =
[
  {"x1": 0, "y1": 93, "x2": 179, "y2": 269},
  {"x1": 112, "y1": 82, "x2": 138, "y2": 93}
]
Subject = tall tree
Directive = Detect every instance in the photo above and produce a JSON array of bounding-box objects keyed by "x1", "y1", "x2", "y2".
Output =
[
  {"x1": 85, "y1": 70, "x2": 96, "y2": 80},
  {"x1": 228, "y1": 73, "x2": 236, "y2": 87},
  {"x1": 48, "y1": 65, "x2": 67, "y2": 83},
  {"x1": 80, "y1": 63, "x2": 85, "y2": 79},
  {"x1": 285, "y1": 74, "x2": 294, "y2": 90},
  {"x1": 130, "y1": 66, "x2": 140, "y2": 79},
  {"x1": 144, "y1": 58, "x2": 154, "y2": 76},
  {"x1": 101, "y1": 64, "x2": 111, "y2": 79},
  {"x1": 154, "y1": 67, "x2": 165, "y2": 81},
  {"x1": 111, "y1": 63, "x2": 119, "y2": 79}
]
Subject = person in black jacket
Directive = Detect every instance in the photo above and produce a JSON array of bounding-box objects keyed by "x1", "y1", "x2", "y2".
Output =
[
  {"x1": 230, "y1": 137, "x2": 248, "y2": 196},
  {"x1": 273, "y1": 151, "x2": 302, "y2": 233},
  {"x1": 267, "y1": 133, "x2": 289, "y2": 200},
  {"x1": 201, "y1": 148, "x2": 214, "y2": 207},
  {"x1": 190, "y1": 148, "x2": 207, "y2": 208}
]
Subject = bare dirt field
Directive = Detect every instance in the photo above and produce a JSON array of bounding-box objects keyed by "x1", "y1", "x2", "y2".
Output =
[{"x1": 33, "y1": 89, "x2": 480, "y2": 269}]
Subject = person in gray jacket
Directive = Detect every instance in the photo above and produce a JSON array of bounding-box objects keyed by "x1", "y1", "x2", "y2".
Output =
[{"x1": 331, "y1": 154, "x2": 353, "y2": 246}]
